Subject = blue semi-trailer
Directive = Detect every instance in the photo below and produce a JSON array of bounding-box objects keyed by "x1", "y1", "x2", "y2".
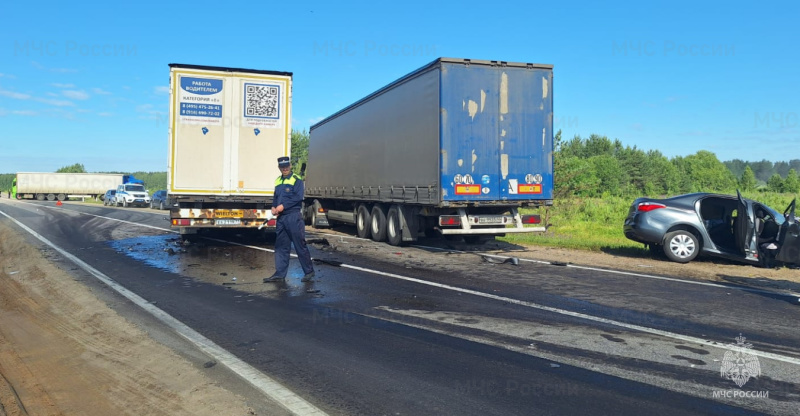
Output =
[{"x1": 304, "y1": 57, "x2": 554, "y2": 246}]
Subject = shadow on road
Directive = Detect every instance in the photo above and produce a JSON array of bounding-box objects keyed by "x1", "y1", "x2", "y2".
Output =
[{"x1": 716, "y1": 275, "x2": 800, "y2": 304}]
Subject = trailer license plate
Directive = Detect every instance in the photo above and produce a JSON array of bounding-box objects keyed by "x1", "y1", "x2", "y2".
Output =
[
  {"x1": 477, "y1": 217, "x2": 503, "y2": 224},
  {"x1": 216, "y1": 210, "x2": 244, "y2": 218},
  {"x1": 216, "y1": 219, "x2": 241, "y2": 226}
]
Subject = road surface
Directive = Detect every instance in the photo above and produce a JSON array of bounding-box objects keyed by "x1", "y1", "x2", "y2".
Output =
[{"x1": 0, "y1": 198, "x2": 798, "y2": 415}]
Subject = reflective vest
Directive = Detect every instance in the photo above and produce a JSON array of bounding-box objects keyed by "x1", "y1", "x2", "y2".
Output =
[{"x1": 274, "y1": 174, "x2": 301, "y2": 186}]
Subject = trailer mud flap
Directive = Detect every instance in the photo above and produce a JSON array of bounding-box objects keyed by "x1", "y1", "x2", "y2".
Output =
[{"x1": 398, "y1": 205, "x2": 420, "y2": 242}]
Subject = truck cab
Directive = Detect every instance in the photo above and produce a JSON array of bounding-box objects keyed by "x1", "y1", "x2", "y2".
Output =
[{"x1": 115, "y1": 183, "x2": 151, "y2": 207}]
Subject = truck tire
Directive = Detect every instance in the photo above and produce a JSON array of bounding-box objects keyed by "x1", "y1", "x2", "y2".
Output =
[
  {"x1": 386, "y1": 205, "x2": 403, "y2": 246},
  {"x1": 57, "y1": 193, "x2": 66, "y2": 201},
  {"x1": 36, "y1": 194, "x2": 45, "y2": 201},
  {"x1": 356, "y1": 204, "x2": 372, "y2": 239},
  {"x1": 47, "y1": 194, "x2": 56, "y2": 201},
  {"x1": 370, "y1": 205, "x2": 387, "y2": 242},
  {"x1": 159, "y1": 201, "x2": 165, "y2": 210}
]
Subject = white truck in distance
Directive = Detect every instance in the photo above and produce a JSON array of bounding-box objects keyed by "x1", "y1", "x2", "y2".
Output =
[{"x1": 13, "y1": 172, "x2": 125, "y2": 201}]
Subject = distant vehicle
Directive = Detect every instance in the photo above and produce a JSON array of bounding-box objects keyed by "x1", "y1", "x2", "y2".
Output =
[
  {"x1": 624, "y1": 192, "x2": 799, "y2": 267},
  {"x1": 102, "y1": 189, "x2": 116, "y2": 206},
  {"x1": 114, "y1": 183, "x2": 151, "y2": 208},
  {"x1": 150, "y1": 190, "x2": 170, "y2": 210},
  {"x1": 14, "y1": 172, "x2": 124, "y2": 201}
]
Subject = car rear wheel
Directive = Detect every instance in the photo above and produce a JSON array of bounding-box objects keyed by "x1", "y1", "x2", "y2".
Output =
[
  {"x1": 663, "y1": 230, "x2": 699, "y2": 263},
  {"x1": 159, "y1": 201, "x2": 165, "y2": 210}
]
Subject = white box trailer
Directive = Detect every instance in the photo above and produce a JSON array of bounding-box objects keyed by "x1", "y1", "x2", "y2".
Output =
[
  {"x1": 14, "y1": 172, "x2": 124, "y2": 201},
  {"x1": 167, "y1": 64, "x2": 293, "y2": 238}
]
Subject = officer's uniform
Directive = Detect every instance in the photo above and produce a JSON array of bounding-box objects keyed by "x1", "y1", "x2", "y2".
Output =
[{"x1": 270, "y1": 158, "x2": 314, "y2": 279}]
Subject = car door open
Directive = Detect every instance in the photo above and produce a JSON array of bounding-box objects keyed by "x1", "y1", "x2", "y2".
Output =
[
  {"x1": 776, "y1": 198, "x2": 799, "y2": 265},
  {"x1": 735, "y1": 191, "x2": 757, "y2": 261}
]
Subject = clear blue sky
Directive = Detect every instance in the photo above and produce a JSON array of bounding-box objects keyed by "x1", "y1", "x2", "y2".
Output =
[{"x1": 1, "y1": 1, "x2": 797, "y2": 173}]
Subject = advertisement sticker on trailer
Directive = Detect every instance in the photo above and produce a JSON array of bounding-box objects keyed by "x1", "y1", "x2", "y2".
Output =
[
  {"x1": 178, "y1": 76, "x2": 224, "y2": 126},
  {"x1": 243, "y1": 82, "x2": 284, "y2": 129}
]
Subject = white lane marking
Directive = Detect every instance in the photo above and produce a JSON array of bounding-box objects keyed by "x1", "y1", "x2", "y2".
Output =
[
  {"x1": 311, "y1": 230, "x2": 800, "y2": 299},
  {"x1": 13, "y1": 200, "x2": 176, "y2": 233},
  {"x1": 75, "y1": 209, "x2": 178, "y2": 233},
  {"x1": 11, "y1": 204, "x2": 799, "y2": 365},
  {"x1": 411, "y1": 243, "x2": 800, "y2": 299},
  {"x1": 0, "y1": 208, "x2": 328, "y2": 416},
  {"x1": 338, "y1": 262, "x2": 800, "y2": 366}
]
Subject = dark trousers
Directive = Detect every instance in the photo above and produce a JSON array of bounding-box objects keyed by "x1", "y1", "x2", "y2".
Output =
[{"x1": 274, "y1": 211, "x2": 313, "y2": 277}]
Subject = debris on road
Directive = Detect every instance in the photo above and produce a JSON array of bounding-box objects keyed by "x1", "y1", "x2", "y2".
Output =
[
  {"x1": 314, "y1": 258, "x2": 343, "y2": 267},
  {"x1": 481, "y1": 255, "x2": 519, "y2": 265}
]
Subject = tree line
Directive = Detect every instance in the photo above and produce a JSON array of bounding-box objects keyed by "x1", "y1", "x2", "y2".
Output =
[
  {"x1": 554, "y1": 131, "x2": 799, "y2": 198},
  {"x1": 1, "y1": 130, "x2": 796, "y2": 199}
]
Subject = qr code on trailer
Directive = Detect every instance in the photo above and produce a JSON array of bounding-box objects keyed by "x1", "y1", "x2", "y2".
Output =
[{"x1": 245, "y1": 84, "x2": 279, "y2": 118}]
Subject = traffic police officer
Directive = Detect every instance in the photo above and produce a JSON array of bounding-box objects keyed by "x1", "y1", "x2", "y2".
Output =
[{"x1": 264, "y1": 156, "x2": 315, "y2": 282}]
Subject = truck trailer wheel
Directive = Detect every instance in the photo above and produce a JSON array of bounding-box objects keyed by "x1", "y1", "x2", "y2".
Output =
[
  {"x1": 356, "y1": 204, "x2": 372, "y2": 239},
  {"x1": 370, "y1": 205, "x2": 388, "y2": 242},
  {"x1": 57, "y1": 193, "x2": 66, "y2": 201},
  {"x1": 36, "y1": 194, "x2": 45, "y2": 201},
  {"x1": 386, "y1": 205, "x2": 404, "y2": 246},
  {"x1": 47, "y1": 194, "x2": 56, "y2": 201}
]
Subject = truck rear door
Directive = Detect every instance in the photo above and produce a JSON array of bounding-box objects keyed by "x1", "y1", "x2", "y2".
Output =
[{"x1": 439, "y1": 60, "x2": 553, "y2": 203}]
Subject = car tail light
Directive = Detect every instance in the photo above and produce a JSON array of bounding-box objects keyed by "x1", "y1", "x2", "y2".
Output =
[
  {"x1": 521, "y1": 215, "x2": 541, "y2": 224},
  {"x1": 637, "y1": 202, "x2": 666, "y2": 212},
  {"x1": 439, "y1": 215, "x2": 461, "y2": 226}
]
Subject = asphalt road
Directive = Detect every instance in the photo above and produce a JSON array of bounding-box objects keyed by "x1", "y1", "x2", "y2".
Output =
[{"x1": 1, "y1": 198, "x2": 798, "y2": 415}]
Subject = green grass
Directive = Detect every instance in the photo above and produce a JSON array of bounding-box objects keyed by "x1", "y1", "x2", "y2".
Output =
[{"x1": 501, "y1": 192, "x2": 799, "y2": 252}]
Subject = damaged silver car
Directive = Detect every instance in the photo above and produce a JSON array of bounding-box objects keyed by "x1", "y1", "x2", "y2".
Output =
[{"x1": 623, "y1": 192, "x2": 799, "y2": 267}]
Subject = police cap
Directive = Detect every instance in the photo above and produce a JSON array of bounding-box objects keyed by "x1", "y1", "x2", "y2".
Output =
[{"x1": 277, "y1": 156, "x2": 291, "y2": 167}]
